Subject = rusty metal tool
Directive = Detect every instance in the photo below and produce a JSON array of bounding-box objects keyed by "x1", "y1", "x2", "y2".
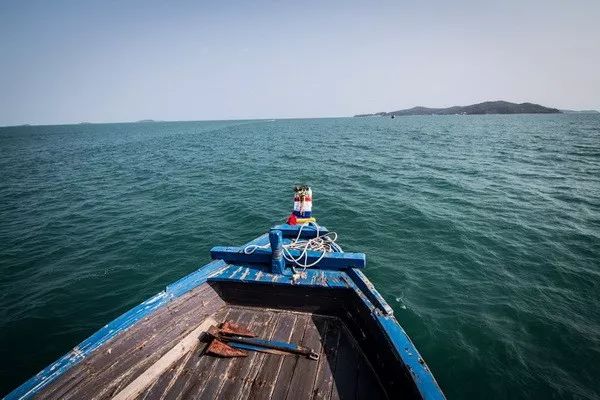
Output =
[{"x1": 204, "y1": 321, "x2": 319, "y2": 360}]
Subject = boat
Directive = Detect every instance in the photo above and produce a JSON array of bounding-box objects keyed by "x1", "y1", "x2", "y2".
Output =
[{"x1": 6, "y1": 190, "x2": 445, "y2": 400}]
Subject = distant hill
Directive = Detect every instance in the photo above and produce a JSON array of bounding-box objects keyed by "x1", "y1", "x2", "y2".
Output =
[{"x1": 355, "y1": 101, "x2": 562, "y2": 117}]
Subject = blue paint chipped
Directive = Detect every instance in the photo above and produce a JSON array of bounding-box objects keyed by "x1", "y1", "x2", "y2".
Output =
[
  {"x1": 346, "y1": 268, "x2": 394, "y2": 315},
  {"x1": 5, "y1": 260, "x2": 227, "y2": 400},
  {"x1": 377, "y1": 315, "x2": 446, "y2": 400}
]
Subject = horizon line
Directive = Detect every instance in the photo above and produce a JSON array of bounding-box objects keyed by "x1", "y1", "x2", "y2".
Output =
[
  {"x1": 2, "y1": 101, "x2": 599, "y2": 128},
  {"x1": 0, "y1": 115, "x2": 353, "y2": 129}
]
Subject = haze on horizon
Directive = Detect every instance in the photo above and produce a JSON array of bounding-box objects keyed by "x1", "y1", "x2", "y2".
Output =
[{"x1": 1, "y1": 0, "x2": 599, "y2": 127}]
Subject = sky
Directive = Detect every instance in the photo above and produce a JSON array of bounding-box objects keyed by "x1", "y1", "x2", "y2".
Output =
[{"x1": 0, "y1": 0, "x2": 599, "y2": 126}]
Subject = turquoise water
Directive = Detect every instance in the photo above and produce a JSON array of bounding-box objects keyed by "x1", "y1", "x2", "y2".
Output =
[{"x1": 0, "y1": 115, "x2": 599, "y2": 399}]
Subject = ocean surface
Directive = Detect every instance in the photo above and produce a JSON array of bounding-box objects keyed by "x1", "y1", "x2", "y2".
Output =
[{"x1": 0, "y1": 115, "x2": 599, "y2": 399}]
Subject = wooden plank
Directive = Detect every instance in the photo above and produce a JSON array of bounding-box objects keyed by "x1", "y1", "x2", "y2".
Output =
[
  {"x1": 194, "y1": 308, "x2": 258, "y2": 399},
  {"x1": 138, "y1": 349, "x2": 195, "y2": 400},
  {"x1": 11, "y1": 290, "x2": 170, "y2": 400},
  {"x1": 244, "y1": 313, "x2": 298, "y2": 400},
  {"x1": 330, "y1": 326, "x2": 359, "y2": 400},
  {"x1": 12, "y1": 260, "x2": 229, "y2": 400},
  {"x1": 211, "y1": 281, "x2": 351, "y2": 315},
  {"x1": 311, "y1": 320, "x2": 341, "y2": 400},
  {"x1": 160, "y1": 307, "x2": 243, "y2": 399},
  {"x1": 269, "y1": 314, "x2": 311, "y2": 400},
  {"x1": 345, "y1": 268, "x2": 393, "y2": 315},
  {"x1": 285, "y1": 316, "x2": 328, "y2": 400},
  {"x1": 215, "y1": 309, "x2": 278, "y2": 399},
  {"x1": 136, "y1": 306, "x2": 231, "y2": 400},
  {"x1": 39, "y1": 290, "x2": 393, "y2": 400},
  {"x1": 227, "y1": 311, "x2": 283, "y2": 400},
  {"x1": 356, "y1": 357, "x2": 388, "y2": 400},
  {"x1": 94, "y1": 289, "x2": 223, "y2": 399},
  {"x1": 39, "y1": 284, "x2": 223, "y2": 400},
  {"x1": 335, "y1": 290, "x2": 426, "y2": 398},
  {"x1": 36, "y1": 363, "x2": 92, "y2": 400},
  {"x1": 111, "y1": 316, "x2": 218, "y2": 400}
]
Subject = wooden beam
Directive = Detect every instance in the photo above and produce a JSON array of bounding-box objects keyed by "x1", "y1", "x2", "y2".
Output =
[
  {"x1": 210, "y1": 246, "x2": 366, "y2": 269},
  {"x1": 111, "y1": 317, "x2": 217, "y2": 400}
]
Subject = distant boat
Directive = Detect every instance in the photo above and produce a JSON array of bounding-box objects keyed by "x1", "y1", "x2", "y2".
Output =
[{"x1": 7, "y1": 201, "x2": 445, "y2": 399}]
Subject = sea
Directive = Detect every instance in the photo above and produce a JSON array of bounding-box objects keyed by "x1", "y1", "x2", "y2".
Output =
[{"x1": 0, "y1": 114, "x2": 599, "y2": 399}]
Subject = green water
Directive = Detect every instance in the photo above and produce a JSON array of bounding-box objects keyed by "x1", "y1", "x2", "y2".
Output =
[{"x1": 1, "y1": 115, "x2": 599, "y2": 399}]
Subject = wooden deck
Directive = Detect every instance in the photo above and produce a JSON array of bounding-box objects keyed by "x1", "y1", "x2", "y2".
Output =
[{"x1": 37, "y1": 283, "x2": 388, "y2": 400}]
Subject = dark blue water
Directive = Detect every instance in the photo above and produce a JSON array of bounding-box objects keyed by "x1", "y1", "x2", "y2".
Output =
[{"x1": 1, "y1": 115, "x2": 599, "y2": 399}]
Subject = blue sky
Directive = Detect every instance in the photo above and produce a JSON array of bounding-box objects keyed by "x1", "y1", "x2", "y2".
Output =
[{"x1": 1, "y1": 0, "x2": 599, "y2": 125}]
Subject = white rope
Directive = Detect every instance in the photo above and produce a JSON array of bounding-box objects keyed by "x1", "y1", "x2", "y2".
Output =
[
  {"x1": 282, "y1": 222, "x2": 341, "y2": 270},
  {"x1": 243, "y1": 243, "x2": 270, "y2": 254},
  {"x1": 243, "y1": 222, "x2": 342, "y2": 271}
]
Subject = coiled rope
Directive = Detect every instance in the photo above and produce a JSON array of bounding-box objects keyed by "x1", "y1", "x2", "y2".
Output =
[{"x1": 243, "y1": 222, "x2": 342, "y2": 270}]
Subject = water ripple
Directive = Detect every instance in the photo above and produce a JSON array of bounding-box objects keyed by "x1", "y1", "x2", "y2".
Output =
[{"x1": 1, "y1": 115, "x2": 599, "y2": 399}]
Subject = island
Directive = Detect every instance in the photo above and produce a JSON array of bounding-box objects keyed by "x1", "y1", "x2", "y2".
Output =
[{"x1": 355, "y1": 101, "x2": 562, "y2": 117}]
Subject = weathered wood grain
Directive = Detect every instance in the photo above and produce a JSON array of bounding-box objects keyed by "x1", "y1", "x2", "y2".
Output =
[
  {"x1": 37, "y1": 300, "x2": 388, "y2": 400},
  {"x1": 98, "y1": 289, "x2": 223, "y2": 399},
  {"x1": 227, "y1": 311, "x2": 283, "y2": 400},
  {"x1": 138, "y1": 350, "x2": 194, "y2": 400},
  {"x1": 160, "y1": 308, "x2": 244, "y2": 400},
  {"x1": 244, "y1": 312, "x2": 298, "y2": 400},
  {"x1": 311, "y1": 320, "x2": 341, "y2": 400},
  {"x1": 112, "y1": 316, "x2": 218, "y2": 400},
  {"x1": 330, "y1": 326, "x2": 359, "y2": 400},
  {"x1": 210, "y1": 281, "x2": 352, "y2": 315},
  {"x1": 136, "y1": 306, "x2": 231, "y2": 400},
  {"x1": 37, "y1": 284, "x2": 224, "y2": 400},
  {"x1": 356, "y1": 356, "x2": 388, "y2": 400},
  {"x1": 193, "y1": 308, "x2": 256, "y2": 399},
  {"x1": 285, "y1": 316, "x2": 328, "y2": 400},
  {"x1": 213, "y1": 309, "x2": 277, "y2": 400},
  {"x1": 269, "y1": 314, "x2": 311, "y2": 400}
]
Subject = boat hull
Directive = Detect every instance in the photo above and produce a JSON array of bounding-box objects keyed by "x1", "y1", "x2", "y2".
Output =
[{"x1": 6, "y1": 227, "x2": 445, "y2": 400}]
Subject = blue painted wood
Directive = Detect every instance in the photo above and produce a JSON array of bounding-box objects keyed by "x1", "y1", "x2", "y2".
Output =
[
  {"x1": 346, "y1": 268, "x2": 394, "y2": 315},
  {"x1": 377, "y1": 314, "x2": 446, "y2": 400},
  {"x1": 5, "y1": 260, "x2": 227, "y2": 400},
  {"x1": 206, "y1": 263, "x2": 444, "y2": 399},
  {"x1": 206, "y1": 264, "x2": 445, "y2": 399},
  {"x1": 8, "y1": 225, "x2": 445, "y2": 400},
  {"x1": 269, "y1": 229, "x2": 286, "y2": 274},
  {"x1": 5, "y1": 292, "x2": 169, "y2": 400},
  {"x1": 208, "y1": 265, "x2": 349, "y2": 289},
  {"x1": 209, "y1": 246, "x2": 366, "y2": 269}
]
